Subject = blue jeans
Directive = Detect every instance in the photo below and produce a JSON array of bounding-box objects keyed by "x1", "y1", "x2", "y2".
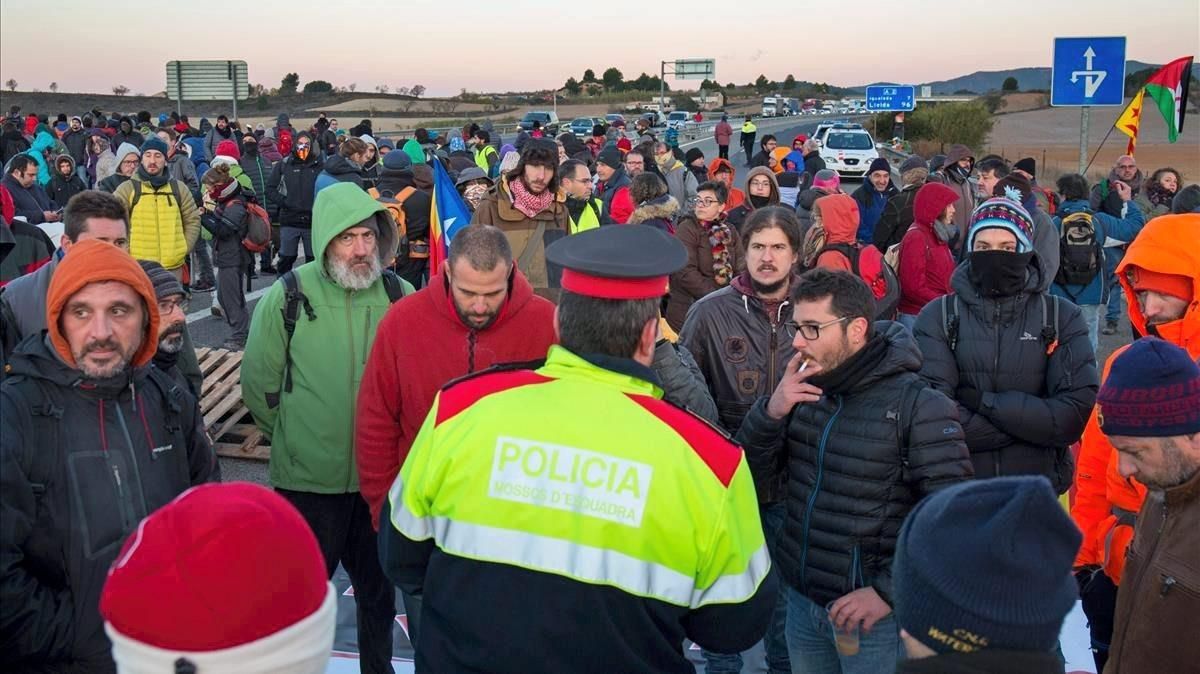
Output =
[
  {"x1": 1079, "y1": 303, "x2": 1103, "y2": 356},
  {"x1": 1105, "y1": 274, "x2": 1123, "y2": 324},
  {"x1": 703, "y1": 502, "x2": 790, "y2": 674},
  {"x1": 784, "y1": 588, "x2": 903, "y2": 674}
]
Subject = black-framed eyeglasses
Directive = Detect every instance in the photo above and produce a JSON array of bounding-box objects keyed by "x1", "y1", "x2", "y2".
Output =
[
  {"x1": 696, "y1": 198, "x2": 722, "y2": 207},
  {"x1": 784, "y1": 316, "x2": 849, "y2": 340}
]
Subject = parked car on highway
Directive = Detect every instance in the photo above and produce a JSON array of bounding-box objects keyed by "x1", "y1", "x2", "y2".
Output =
[
  {"x1": 569, "y1": 117, "x2": 596, "y2": 137},
  {"x1": 605, "y1": 113, "x2": 626, "y2": 128},
  {"x1": 639, "y1": 111, "x2": 666, "y2": 129},
  {"x1": 812, "y1": 121, "x2": 863, "y2": 146},
  {"x1": 819, "y1": 127, "x2": 879, "y2": 179},
  {"x1": 666, "y1": 111, "x2": 694, "y2": 130},
  {"x1": 519, "y1": 111, "x2": 560, "y2": 135}
]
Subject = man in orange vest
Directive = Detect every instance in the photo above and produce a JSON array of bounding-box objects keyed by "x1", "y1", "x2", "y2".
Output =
[{"x1": 1070, "y1": 213, "x2": 1200, "y2": 672}]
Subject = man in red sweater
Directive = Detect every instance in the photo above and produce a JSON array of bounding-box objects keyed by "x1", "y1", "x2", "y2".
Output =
[
  {"x1": 356, "y1": 224, "x2": 556, "y2": 648},
  {"x1": 357, "y1": 224, "x2": 557, "y2": 529}
]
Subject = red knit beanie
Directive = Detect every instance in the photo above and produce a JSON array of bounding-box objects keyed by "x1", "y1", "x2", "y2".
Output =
[
  {"x1": 215, "y1": 139, "x2": 241, "y2": 160},
  {"x1": 101, "y1": 483, "x2": 332, "y2": 662}
]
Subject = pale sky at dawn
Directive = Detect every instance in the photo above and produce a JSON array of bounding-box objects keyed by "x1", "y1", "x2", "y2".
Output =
[{"x1": 2, "y1": 0, "x2": 1197, "y2": 96}]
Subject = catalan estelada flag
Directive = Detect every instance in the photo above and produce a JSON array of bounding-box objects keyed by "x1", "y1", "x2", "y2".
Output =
[{"x1": 428, "y1": 159, "x2": 472, "y2": 269}]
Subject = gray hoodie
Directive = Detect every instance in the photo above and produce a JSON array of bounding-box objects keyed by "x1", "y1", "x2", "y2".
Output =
[{"x1": 166, "y1": 151, "x2": 200, "y2": 198}]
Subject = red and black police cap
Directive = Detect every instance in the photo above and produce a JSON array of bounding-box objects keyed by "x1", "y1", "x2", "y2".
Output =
[{"x1": 545, "y1": 224, "x2": 687, "y2": 300}]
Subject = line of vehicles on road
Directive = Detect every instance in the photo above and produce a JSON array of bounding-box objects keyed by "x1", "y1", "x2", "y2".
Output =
[
  {"x1": 520, "y1": 110, "x2": 880, "y2": 181},
  {"x1": 762, "y1": 95, "x2": 870, "y2": 117}
]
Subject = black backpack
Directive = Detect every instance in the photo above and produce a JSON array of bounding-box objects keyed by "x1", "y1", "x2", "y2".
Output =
[
  {"x1": 1055, "y1": 210, "x2": 1104, "y2": 293},
  {"x1": 278, "y1": 269, "x2": 409, "y2": 393}
]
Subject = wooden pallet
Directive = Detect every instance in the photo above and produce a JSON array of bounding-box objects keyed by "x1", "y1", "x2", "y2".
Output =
[{"x1": 196, "y1": 347, "x2": 271, "y2": 461}]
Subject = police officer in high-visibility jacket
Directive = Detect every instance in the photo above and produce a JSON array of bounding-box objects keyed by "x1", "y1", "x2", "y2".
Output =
[{"x1": 379, "y1": 224, "x2": 777, "y2": 673}]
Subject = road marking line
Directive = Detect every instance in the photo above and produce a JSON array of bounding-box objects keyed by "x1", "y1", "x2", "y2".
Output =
[{"x1": 186, "y1": 285, "x2": 271, "y2": 324}]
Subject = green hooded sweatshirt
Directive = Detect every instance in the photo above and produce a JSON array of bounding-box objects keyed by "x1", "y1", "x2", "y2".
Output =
[
  {"x1": 243, "y1": 182, "x2": 412, "y2": 493},
  {"x1": 402, "y1": 138, "x2": 426, "y2": 166}
]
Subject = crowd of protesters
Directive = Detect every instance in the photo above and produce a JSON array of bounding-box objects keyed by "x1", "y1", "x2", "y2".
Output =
[{"x1": 1, "y1": 99, "x2": 1198, "y2": 674}]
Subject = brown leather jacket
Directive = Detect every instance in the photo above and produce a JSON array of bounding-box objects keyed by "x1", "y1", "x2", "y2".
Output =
[
  {"x1": 1105, "y1": 467, "x2": 1200, "y2": 673},
  {"x1": 471, "y1": 176, "x2": 570, "y2": 301},
  {"x1": 677, "y1": 273, "x2": 797, "y2": 502}
]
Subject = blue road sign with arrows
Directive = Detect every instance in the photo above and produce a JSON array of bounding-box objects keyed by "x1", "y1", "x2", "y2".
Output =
[
  {"x1": 1051, "y1": 37, "x2": 1127, "y2": 106},
  {"x1": 865, "y1": 85, "x2": 916, "y2": 111}
]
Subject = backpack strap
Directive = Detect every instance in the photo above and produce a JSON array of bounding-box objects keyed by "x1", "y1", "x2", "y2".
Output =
[
  {"x1": 1041, "y1": 294, "x2": 1061, "y2": 356},
  {"x1": 142, "y1": 365, "x2": 185, "y2": 439},
  {"x1": 381, "y1": 269, "x2": 410, "y2": 303},
  {"x1": 279, "y1": 271, "x2": 316, "y2": 395},
  {"x1": 941, "y1": 295, "x2": 960, "y2": 352},
  {"x1": 819, "y1": 242, "x2": 860, "y2": 274},
  {"x1": 129, "y1": 179, "x2": 183, "y2": 209},
  {"x1": 6, "y1": 375, "x2": 64, "y2": 496},
  {"x1": 394, "y1": 186, "x2": 416, "y2": 209}
]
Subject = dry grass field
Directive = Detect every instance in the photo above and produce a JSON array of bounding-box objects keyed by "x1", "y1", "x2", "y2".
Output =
[{"x1": 985, "y1": 99, "x2": 1199, "y2": 181}]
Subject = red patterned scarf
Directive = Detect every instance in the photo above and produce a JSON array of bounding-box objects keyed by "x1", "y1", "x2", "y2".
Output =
[{"x1": 507, "y1": 177, "x2": 555, "y2": 219}]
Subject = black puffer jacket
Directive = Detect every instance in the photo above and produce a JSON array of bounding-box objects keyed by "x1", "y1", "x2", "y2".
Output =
[
  {"x1": 678, "y1": 273, "x2": 796, "y2": 502},
  {"x1": 0, "y1": 335, "x2": 219, "y2": 672},
  {"x1": 736, "y1": 322, "x2": 972, "y2": 607},
  {"x1": 873, "y1": 182, "x2": 921, "y2": 253},
  {"x1": 265, "y1": 147, "x2": 323, "y2": 228},
  {"x1": 913, "y1": 252, "x2": 1098, "y2": 493}
]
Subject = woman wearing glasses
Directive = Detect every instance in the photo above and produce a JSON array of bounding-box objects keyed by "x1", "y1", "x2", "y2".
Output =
[{"x1": 666, "y1": 180, "x2": 740, "y2": 331}]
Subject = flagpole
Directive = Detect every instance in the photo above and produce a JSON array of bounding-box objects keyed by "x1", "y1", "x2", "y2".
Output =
[
  {"x1": 1086, "y1": 90, "x2": 1141, "y2": 175},
  {"x1": 1083, "y1": 123, "x2": 1119, "y2": 175}
]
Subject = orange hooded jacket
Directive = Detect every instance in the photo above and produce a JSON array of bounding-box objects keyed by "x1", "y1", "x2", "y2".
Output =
[
  {"x1": 1071, "y1": 214, "x2": 1200, "y2": 582},
  {"x1": 813, "y1": 193, "x2": 861, "y2": 272},
  {"x1": 707, "y1": 158, "x2": 746, "y2": 212},
  {"x1": 770, "y1": 147, "x2": 791, "y2": 175}
]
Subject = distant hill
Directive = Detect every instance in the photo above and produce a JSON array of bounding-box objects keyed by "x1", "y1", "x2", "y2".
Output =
[{"x1": 856, "y1": 60, "x2": 1200, "y2": 94}]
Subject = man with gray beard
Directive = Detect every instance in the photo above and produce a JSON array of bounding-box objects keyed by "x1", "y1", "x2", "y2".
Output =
[{"x1": 243, "y1": 182, "x2": 411, "y2": 674}]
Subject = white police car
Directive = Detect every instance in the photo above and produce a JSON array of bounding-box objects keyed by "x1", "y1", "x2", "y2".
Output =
[{"x1": 818, "y1": 126, "x2": 879, "y2": 178}]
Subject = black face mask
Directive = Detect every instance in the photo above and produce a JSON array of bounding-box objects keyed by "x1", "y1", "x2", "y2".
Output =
[
  {"x1": 749, "y1": 194, "x2": 772, "y2": 209},
  {"x1": 968, "y1": 250, "x2": 1033, "y2": 297},
  {"x1": 244, "y1": 143, "x2": 258, "y2": 156}
]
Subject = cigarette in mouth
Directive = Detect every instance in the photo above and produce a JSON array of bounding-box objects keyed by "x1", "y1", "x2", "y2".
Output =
[{"x1": 798, "y1": 358, "x2": 810, "y2": 373}]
